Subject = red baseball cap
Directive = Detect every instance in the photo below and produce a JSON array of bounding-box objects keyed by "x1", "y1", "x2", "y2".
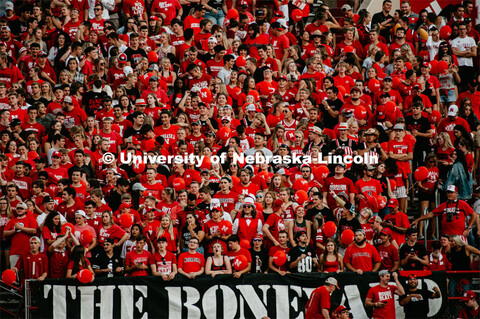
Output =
[
  {"x1": 387, "y1": 198, "x2": 399, "y2": 208},
  {"x1": 380, "y1": 228, "x2": 391, "y2": 236},
  {"x1": 52, "y1": 151, "x2": 61, "y2": 158},
  {"x1": 462, "y1": 290, "x2": 476, "y2": 301}
]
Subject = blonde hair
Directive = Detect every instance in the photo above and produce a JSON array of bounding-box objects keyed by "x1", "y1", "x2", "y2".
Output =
[
  {"x1": 439, "y1": 132, "x2": 454, "y2": 149},
  {"x1": 158, "y1": 214, "x2": 175, "y2": 241}
]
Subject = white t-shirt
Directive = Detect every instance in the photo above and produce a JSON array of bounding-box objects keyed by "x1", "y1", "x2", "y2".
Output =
[
  {"x1": 451, "y1": 36, "x2": 476, "y2": 67},
  {"x1": 426, "y1": 36, "x2": 442, "y2": 61}
]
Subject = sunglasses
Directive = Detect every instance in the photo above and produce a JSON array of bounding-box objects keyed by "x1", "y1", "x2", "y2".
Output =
[
  {"x1": 244, "y1": 205, "x2": 253, "y2": 208},
  {"x1": 253, "y1": 239, "x2": 262, "y2": 242},
  {"x1": 94, "y1": 8, "x2": 102, "y2": 11}
]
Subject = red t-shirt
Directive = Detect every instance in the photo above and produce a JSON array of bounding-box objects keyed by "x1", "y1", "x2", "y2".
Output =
[
  {"x1": 178, "y1": 251, "x2": 205, "y2": 273},
  {"x1": 5, "y1": 213, "x2": 38, "y2": 255},
  {"x1": 213, "y1": 191, "x2": 239, "y2": 214},
  {"x1": 305, "y1": 285, "x2": 331, "y2": 319},
  {"x1": 150, "y1": 251, "x2": 177, "y2": 274},
  {"x1": 264, "y1": 214, "x2": 285, "y2": 247},
  {"x1": 432, "y1": 200, "x2": 473, "y2": 236},
  {"x1": 322, "y1": 176, "x2": 355, "y2": 209},
  {"x1": 98, "y1": 224, "x2": 126, "y2": 246},
  {"x1": 125, "y1": 250, "x2": 152, "y2": 276},
  {"x1": 377, "y1": 243, "x2": 399, "y2": 271},
  {"x1": 383, "y1": 211, "x2": 410, "y2": 245},
  {"x1": 366, "y1": 284, "x2": 398, "y2": 319},
  {"x1": 48, "y1": 249, "x2": 70, "y2": 278},
  {"x1": 388, "y1": 139, "x2": 413, "y2": 174},
  {"x1": 344, "y1": 243, "x2": 382, "y2": 271}
]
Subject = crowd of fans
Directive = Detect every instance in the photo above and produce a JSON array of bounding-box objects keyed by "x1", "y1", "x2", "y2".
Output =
[{"x1": 0, "y1": 0, "x2": 479, "y2": 314}]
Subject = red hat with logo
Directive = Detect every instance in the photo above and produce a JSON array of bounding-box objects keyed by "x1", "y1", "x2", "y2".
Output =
[{"x1": 387, "y1": 198, "x2": 399, "y2": 208}]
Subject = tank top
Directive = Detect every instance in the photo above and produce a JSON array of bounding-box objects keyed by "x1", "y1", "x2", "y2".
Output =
[
  {"x1": 323, "y1": 258, "x2": 339, "y2": 273},
  {"x1": 210, "y1": 256, "x2": 227, "y2": 271},
  {"x1": 293, "y1": 220, "x2": 307, "y2": 235},
  {"x1": 448, "y1": 246, "x2": 471, "y2": 270}
]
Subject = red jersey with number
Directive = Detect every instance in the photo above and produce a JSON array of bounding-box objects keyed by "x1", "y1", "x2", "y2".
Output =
[{"x1": 16, "y1": 252, "x2": 48, "y2": 280}]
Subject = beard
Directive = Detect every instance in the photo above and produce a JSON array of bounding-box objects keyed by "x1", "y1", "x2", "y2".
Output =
[
  {"x1": 351, "y1": 97, "x2": 359, "y2": 101},
  {"x1": 356, "y1": 238, "x2": 366, "y2": 245}
]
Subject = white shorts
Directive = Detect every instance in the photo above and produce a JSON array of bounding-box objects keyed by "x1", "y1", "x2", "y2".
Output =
[{"x1": 394, "y1": 186, "x2": 407, "y2": 199}]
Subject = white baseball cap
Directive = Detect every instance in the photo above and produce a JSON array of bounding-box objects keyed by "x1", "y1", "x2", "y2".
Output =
[{"x1": 447, "y1": 105, "x2": 458, "y2": 117}]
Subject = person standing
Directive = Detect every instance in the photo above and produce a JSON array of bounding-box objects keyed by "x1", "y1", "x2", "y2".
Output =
[
  {"x1": 451, "y1": 22, "x2": 477, "y2": 91},
  {"x1": 399, "y1": 228, "x2": 429, "y2": 270},
  {"x1": 365, "y1": 270, "x2": 405, "y2": 319},
  {"x1": 124, "y1": 235, "x2": 152, "y2": 277},
  {"x1": 288, "y1": 231, "x2": 318, "y2": 273},
  {"x1": 305, "y1": 277, "x2": 339, "y2": 319},
  {"x1": 344, "y1": 229, "x2": 382, "y2": 274},
  {"x1": 399, "y1": 274, "x2": 441, "y2": 319},
  {"x1": 177, "y1": 238, "x2": 205, "y2": 279},
  {"x1": 14, "y1": 236, "x2": 48, "y2": 282}
]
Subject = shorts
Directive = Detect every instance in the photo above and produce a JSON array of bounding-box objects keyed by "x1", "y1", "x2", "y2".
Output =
[
  {"x1": 394, "y1": 186, "x2": 407, "y2": 199},
  {"x1": 418, "y1": 191, "x2": 435, "y2": 202},
  {"x1": 440, "y1": 88, "x2": 456, "y2": 103}
]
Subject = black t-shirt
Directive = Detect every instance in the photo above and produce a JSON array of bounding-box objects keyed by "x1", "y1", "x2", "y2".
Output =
[
  {"x1": 306, "y1": 206, "x2": 335, "y2": 223},
  {"x1": 92, "y1": 250, "x2": 123, "y2": 277},
  {"x1": 123, "y1": 126, "x2": 143, "y2": 140},
  {"x1": 371, "y1": 12, "x2": 394, "y2": 42},
  {"x1": 124, "y1": 47, "x2": 147, "y2": 68},
  {"x1": 125, "y1": 86, "x2": 140, "y2": 103},
  {"x1": 82, "y1": 90, "x2": 108, "y2": 116},
  {"x1": 250, "y1": 248, "x2": 269, "y2": 273},
  {"x1": 321, "y1": 98, "x2": 343, "y2": 130},
  {"x1": 288, "y1": 245, "x2": 317, "y2": 273},
  {"x1": 26, "y1": 97, "x2": 49, "y2": 107},
  {"x1": 405, "y1": 115, "x2": 431, "y2": 148},
  {"x1": 338, "y1": 217, "x2": 362, "y2": 234},
  {"x1": 400, "y1": 287, "x2": 435, "y2": 319},
  {"x1": 399, "y1": 242, "x2": 427, "y2": 270}
]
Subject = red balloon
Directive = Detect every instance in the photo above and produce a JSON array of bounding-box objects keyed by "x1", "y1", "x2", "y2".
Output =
[
  {"x1": 61, "y1": 223, "x2": 75, "y2": 234},
  {"x1": 172, "y1": 178, "x2": 186, "y2": 192},
  {"x1": 389, "y1": 179, "x2": 397, "y2": 191},
  {"x1": 384, "y1": 101, "x2": 396, "y2": 115},
  {"x1": 367, "y1": 195, "x2": 379, "y2": 212},
  {"x1": 415, "y1": 166, "x2": 429, "y2": 181},
  {"x1": 392, "y1": 77, "x2": 401, "y2": 89},
  {"x1": 368, "y1": 79, "x2": 381, "y2": 93},
  {"x1": 236, "y1": 56, "x2": 246, "y2": 68},
  {"x1": 337, "y1": 85, "x2": 346, "y2": 96},
  {"x1": 240, "y1": 239, "x2": 250, "y2": 249},
  {"x1": 341, "y1": 229, "x2": 355, "y2": 246},
  {"x1": 2, "y1": 269, "x2": 16, "y2": 285},
  {"x1": 354, "y1": 106, "x2": 367, "y2": 120},
  {"x1": 405, "y1": 62, "x2": 412, "y2": 70},
  {"x1": 133, "y1": 161, "x2": 145, "y2": 174},
  {"x1": 199, "y1": 88, "x2": 213, "y2": 103},
  {"x1": 429, "y1": 110, "x2": 442, "y2": 124},
  {"x1": 119, "y1": 213, "x2": 133, "y2": 229},
  {"x1": 437, "y1": 61, "x2": 448, "y2": 74},
  {"x1": 440, "y1": 25, "x2": 452, "y2": 40},
  {"x1": 429, "y1": 60, "x2": 439, "y2": 74},
  {"x1": 218, "y1": 126, "x2": 232, "y2": 140},
  {"x1": 294, "y1": 190, "x2": 308, "y2": 204},
  {"x1": 147, "y1": 51, "x2": 158, "y2": 64},
  {"x1": 293, "y1": 178, "x2": 309, "y2": 192},
  {"x1": 313, "y1": 165, "x2": 330, "y2": 180},
  {"x1": 200, "y1": 156, "x2": 211, "y2": 169},
  {"x1": 77, "y1": 269, "x2": 93, "y2": 283},
  {"x1": 233, "y1": 255, "x2": 248, "y2": 271},
  {"x1": 291, "y1": 9, "x2": 304, "y2": 22},
  {"x1": 273, "y1": 250, "x2": 287, "y2": 266},
  {"x1": 284, "y1": 131, "x2": 295, "y2": 142},
  {"x1": 343, "y1": 46, "x2": 354, "y2": 53},
  {"x1": 323, "y1": 221, "x2": 337, "y2": 238},
  {"x1": 80, "y1": 230, "x2": 93, "y2": 245},
  {"x1": 226, "y1": 8, "x2": 239, "y2": 20},
  {"x1": 376, "y1": 195, "x2": 387, "y2": 209}
]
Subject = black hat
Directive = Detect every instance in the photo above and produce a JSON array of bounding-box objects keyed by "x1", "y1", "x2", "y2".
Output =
[
  {"x1": 42, "y1": 196, "x2": 54, "y2": 204},
  {"x1": 104, "y1": 238, "x2": 115, "y2": 244}
]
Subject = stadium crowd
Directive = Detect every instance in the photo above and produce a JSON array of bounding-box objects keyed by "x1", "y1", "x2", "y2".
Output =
[{"x1": 0, "y1": 0, "x2": 479, "y2": 316}]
